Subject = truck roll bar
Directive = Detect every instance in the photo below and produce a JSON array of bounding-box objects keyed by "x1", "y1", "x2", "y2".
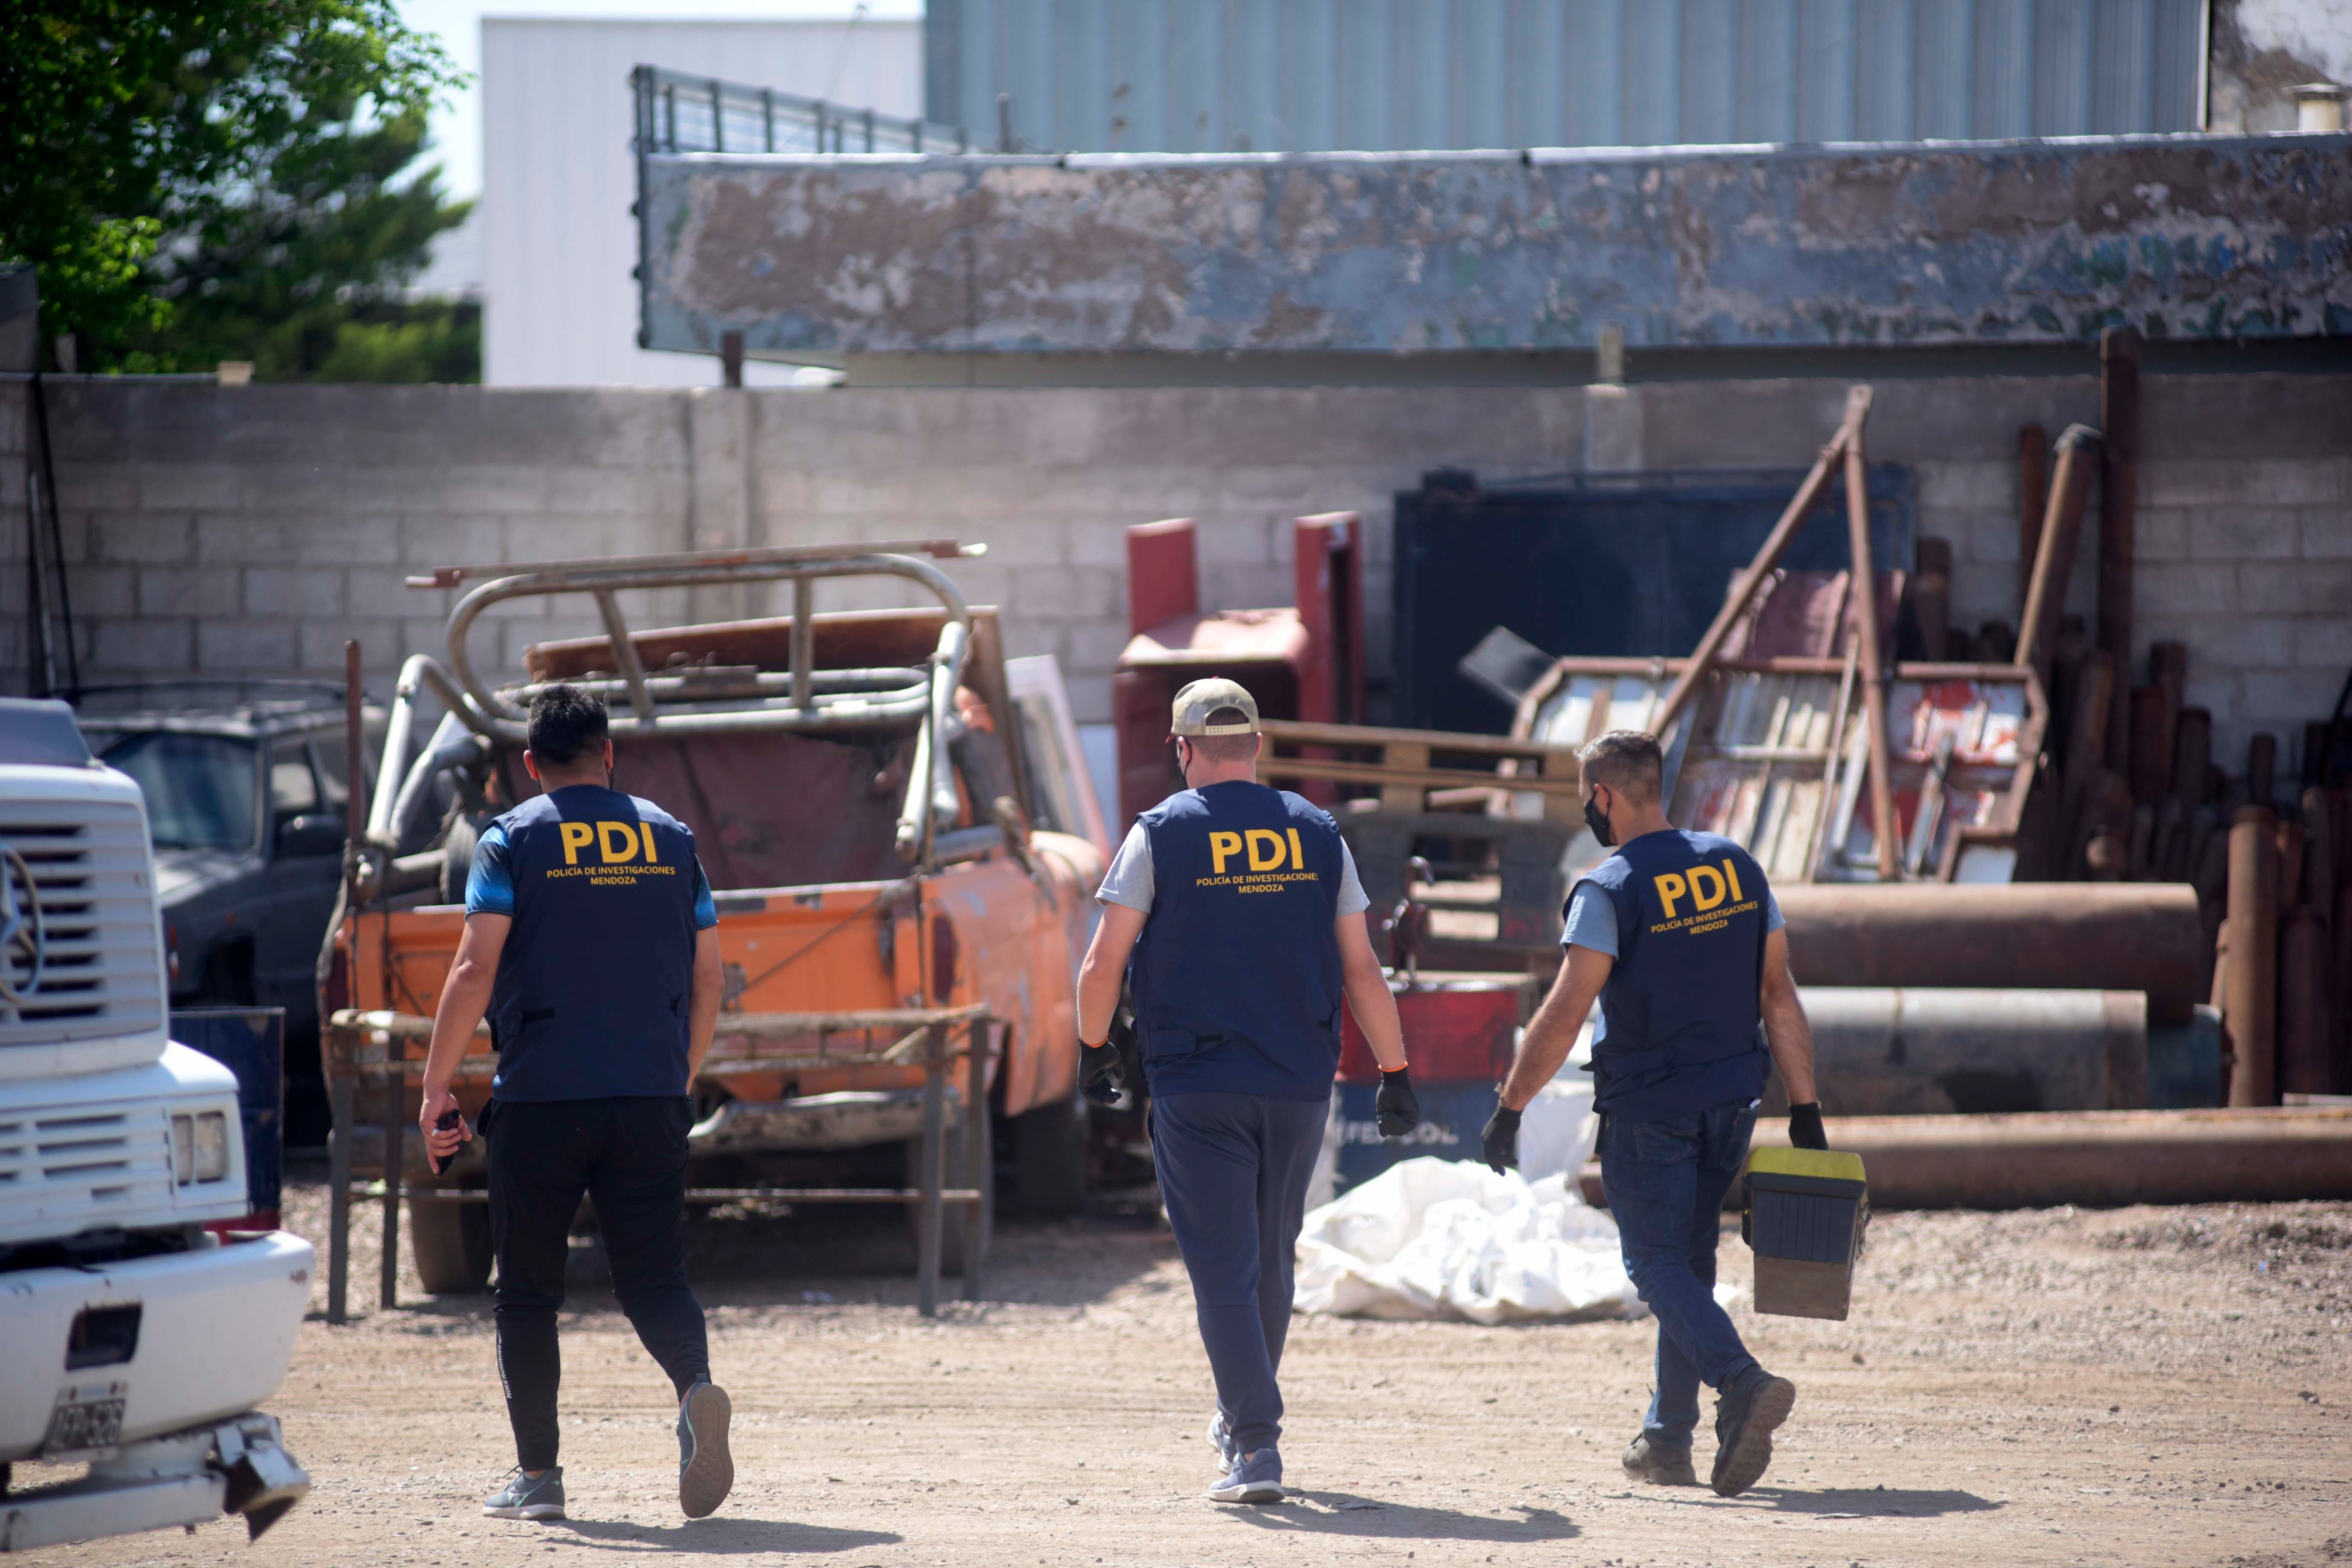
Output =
[
  {"x1": 365, "y1": 543, "x2": 982, "y2": 871},
  {"x1": 438, "y1": 548, "x2": 977, "y2": 738}
]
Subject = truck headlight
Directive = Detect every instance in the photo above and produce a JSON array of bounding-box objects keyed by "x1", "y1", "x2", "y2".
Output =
[{"x1": 172, "y1": 1111, "x2": 231, "y2": 1184}]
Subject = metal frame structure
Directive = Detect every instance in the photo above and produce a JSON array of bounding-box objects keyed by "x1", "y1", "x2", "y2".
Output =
[
  {"x1": 322, "y1": 1006, "x2": 996, "y2": 1321},
  {"x1": 384, "y1": 541, "x2": 984, "y2": 867}
]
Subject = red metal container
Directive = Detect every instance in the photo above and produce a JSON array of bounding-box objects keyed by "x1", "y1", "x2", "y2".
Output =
[
  {"x1": 1338, "y1": 974, "x2": 1535, "y2": 1084},
  {"x1": 1112, "y1": 514, "x2": 1365, "y2": 828}
]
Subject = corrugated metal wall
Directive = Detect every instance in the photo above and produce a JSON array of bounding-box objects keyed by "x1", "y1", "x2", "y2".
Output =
[
  {"x1": 483, "y1": 18, "x2": 922, "y2": 387},
  {"x1": 926, "y1": 0, "x2": 2207, "y2": 153}
]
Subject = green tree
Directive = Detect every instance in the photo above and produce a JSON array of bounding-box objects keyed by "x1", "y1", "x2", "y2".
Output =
[{"x1": 0, "y1": 0, "x2": 473, "y2": 379}]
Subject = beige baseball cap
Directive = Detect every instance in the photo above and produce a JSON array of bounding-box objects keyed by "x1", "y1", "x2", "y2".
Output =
[{"x1": 1170, "y1": 677, "x2": 1261, "y2": 736}]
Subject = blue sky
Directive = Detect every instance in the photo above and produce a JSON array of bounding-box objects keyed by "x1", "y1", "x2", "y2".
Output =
[{"x1": 396, "y1": 0, "x2": 921, "y2": 199}]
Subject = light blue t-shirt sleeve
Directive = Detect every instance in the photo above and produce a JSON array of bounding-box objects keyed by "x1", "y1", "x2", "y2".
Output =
[
  {"x1": 1765, "y1": 887, "x2": 1784, "y2": 933},
  {"x1": 690, "y1": 856, "x2": 719, "y2": 930},
  {"x1": 463, "y1": 823, "x2": 515, "y2": 917},
  {"x1": 1561, "y1": 881, "x2": 1619, "y2": 957}
]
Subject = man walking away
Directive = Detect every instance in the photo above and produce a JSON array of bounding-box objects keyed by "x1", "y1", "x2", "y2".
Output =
[
  {"x1": 1075, "y1": 678, "x2": 1420, "y2": 1505},
  {"x1": 420, "y1": 685, "x2": 734, "y2": 1522},
  {"x1": 1479, "y1": 730, "x2": 1829, "y2": 1498}
]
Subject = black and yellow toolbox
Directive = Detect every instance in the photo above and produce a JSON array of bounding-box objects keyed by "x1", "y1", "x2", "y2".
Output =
[{"x1": 1743, "y1": 1147, "x2": 1869, "y2": 1321}]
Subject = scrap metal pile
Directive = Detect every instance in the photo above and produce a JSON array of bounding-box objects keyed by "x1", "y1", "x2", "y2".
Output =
[{"x1": 1141, "y1": 381, "x2": 2352, "y2": 1210}]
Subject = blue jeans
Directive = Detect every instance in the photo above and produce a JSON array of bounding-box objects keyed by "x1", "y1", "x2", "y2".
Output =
[
  {"x1": 1149, "y1": 1090, "x2": 1329, "y2": 1455},
  {"x1": 1598, "y1": 1098, "x2": 1760, "y2": 1450}
]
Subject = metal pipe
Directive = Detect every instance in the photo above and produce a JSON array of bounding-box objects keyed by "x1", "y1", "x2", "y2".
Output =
[
  {"x1": 791, "y1": 577, "x2": 815, "y2": 708},
  {"x1": 592, "y1": 589, "x2": 656, "y2": 721},
  {"x1": 1746, "y1": 1106, "x2": 2352, "y2": 1209},
  {"x1": 894, "y1": 620, "x2": 970, "y2": 865},
  {"x1": 2014, "y1": 423, "x2": 2047, "y2": 611},
  {"x1": 916, "y1": 1025, "x2": 945, "y2": 1317},
  {"x1": 897, "y1": 701, "x2": 937, "y2": 865},
  {"x1": 1783, "y1": 987, "x2": 2145, "y2": 1116},
  {"x1": 443, "y1": 551, "x2": 970, "y2": 729},
  {"x1": 380, "y1": 713, "x2": 489, "y2": 854},
  {"x1": 409, "y1": 537, "x2": 976, "y2": 589},
  {"x1": 962, "y1": 1017, "x2": 989, "y2": 1298},
  {"x1": 2098, "y1": 326, "x2": 2141, "y2": 774},
  {"x1": 364, "y1": 655, "x2": 430, "y2": 843},
  {"x1": 929, "y1": 620, "x2": 969, "y2": 831},
  {"x1": 2279, "y1": 907, "x2": 2333, "y2": 1096},
  {"x1": 2223, "y1": 807, "x2": 2279, "y2": 1104},
  {"x1": 512, "y1": 666, "x2": 926, "y2": 707},
  {"x1": 2014, "y1": 423, "x2": 2101, "y2": 689},
  {"x1": 1842, "y1": 421, "x2": 1899, "y2": 881},
  {"x1": 1651, "y1": 386, "x2": 1868, "y2": 741},
  {"x1": 378, "y1": 1067, "x2": 402, "y2": 1307},
  {"x1": 326, "y1": 1075, "x2": 353, "y2": 1324},
  {"x1": 1773, "y1": 883, "x2": 2204, "y2": 1024}
]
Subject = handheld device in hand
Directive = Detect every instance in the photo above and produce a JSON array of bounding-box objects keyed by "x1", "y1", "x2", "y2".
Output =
[{"x1": 429, "y1": 1108, "x2": 463, "y2": 1176}]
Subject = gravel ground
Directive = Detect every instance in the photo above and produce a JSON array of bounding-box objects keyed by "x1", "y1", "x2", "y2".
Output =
[{"x1": 13, "y1": 1176, "x2": 2350, "y2": 1568}]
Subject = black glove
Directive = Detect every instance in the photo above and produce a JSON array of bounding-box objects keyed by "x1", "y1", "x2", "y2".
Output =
[
  {"x1": 1080, "y1": 1041, "x2": 1126, "y2": 1106},
  {"x1": 1375, "y1": 1067, "x2": 1420, "y2": 1138},
  {"x1": 1788, "y1": 1102, "x2": 1828, "y2": 1151},
  {"x1": 1480, "y1": 1105, "x2": 1522, "y2": 1175}
]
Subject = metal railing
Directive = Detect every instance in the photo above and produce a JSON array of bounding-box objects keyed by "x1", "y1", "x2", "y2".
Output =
[{"x1": 629, "y1": 64, "x2": 966, "y2": 157}]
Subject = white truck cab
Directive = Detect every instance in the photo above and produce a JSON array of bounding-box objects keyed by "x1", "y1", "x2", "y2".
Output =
[{"x1": 0, "y1": 699, "x2": 311, "y2": 1551}]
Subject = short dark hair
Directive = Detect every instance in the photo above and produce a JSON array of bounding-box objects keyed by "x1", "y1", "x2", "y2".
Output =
[
  {"x1": 1578, "y1": 729, "x2": 1663, "y2": 805},
  {"x1": 1184, "y1": 707, "x2": 1261, "y2": 764},
  {"x1": 526, "y1": 684, "x2": 609, "y2": 766}
]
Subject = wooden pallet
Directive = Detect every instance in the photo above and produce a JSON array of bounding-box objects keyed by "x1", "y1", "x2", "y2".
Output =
[{"x1": 1256, "y1": 718, "x2": 1583, "y2": 820}]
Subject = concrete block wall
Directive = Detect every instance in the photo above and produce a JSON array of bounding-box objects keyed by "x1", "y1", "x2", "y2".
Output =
[{"x1": 6, "y1": 372, "x2": 2345, "y2": 779}]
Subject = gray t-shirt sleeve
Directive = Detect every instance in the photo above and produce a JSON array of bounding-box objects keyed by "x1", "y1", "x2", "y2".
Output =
[
  {"x1": 1097, "y1": 822, "x2": 1372, "y2": 917},
  {"x1": 1335, "y1": 841, "x2": 1370, "y2": 917},
  {"x1": 1096, "y1": 821, "x2": 1155, "y2": 912},
  {"x1": 1563, "y1": 880, "x2": 1784, "y2": 953}
]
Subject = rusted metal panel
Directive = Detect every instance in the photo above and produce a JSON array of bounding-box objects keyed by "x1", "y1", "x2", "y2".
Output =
[{"x1": 639, "y1": 133, "x2": 2352, "y2": 358}]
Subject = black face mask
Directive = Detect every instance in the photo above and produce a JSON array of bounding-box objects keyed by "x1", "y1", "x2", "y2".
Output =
[{"x1": 1583, "y1": 789, "x2": 1615, "y2": 848}]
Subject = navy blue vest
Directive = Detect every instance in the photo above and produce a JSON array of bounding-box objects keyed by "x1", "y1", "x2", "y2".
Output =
[
  {"x1": 1575, "y1": 829, "x2": 1772, "y2": 1122},
  {"x1": 1128, "y1": 781, "x2": 1345, "y2": 1101},
  {"x1": 487, "y1": 786, "x2": 701, "y2": 1102}
]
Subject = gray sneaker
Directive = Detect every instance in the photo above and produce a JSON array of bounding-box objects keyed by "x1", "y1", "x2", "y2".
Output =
[
  {"x1": 1711, "y1": 1365, "x2": 1796, "y2": 1497},
  {"x1": 1622, "y1": 1433, "x2": 1699, "y2": 1486},
  {"x1": 1207, "y1": 1446, "x2": 1284, "y2": 1504},
  {"x1": 483, "y1": 1467, "x2": 566, "y2": 1521},
  {"x1": 677, "y1": 1381, "x2": 735, "y2": 1519},
  {"x1": 1207, "y1": 1410, "x2": 1238, "y2": 1467}
]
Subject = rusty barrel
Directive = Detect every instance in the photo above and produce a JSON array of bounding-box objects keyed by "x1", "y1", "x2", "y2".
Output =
[{"x1": 1774, "y1": 883, "x2": 2202, "y2": 1024}]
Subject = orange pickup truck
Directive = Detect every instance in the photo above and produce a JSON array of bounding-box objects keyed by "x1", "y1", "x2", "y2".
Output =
[{"x1": 330, "y1": 542, "x2": 1110, "y2": 1293}]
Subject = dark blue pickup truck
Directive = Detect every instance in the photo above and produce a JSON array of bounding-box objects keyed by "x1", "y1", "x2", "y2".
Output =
[{"x1": 76, "y1": 682, "x2": 379, "y2": 1145}]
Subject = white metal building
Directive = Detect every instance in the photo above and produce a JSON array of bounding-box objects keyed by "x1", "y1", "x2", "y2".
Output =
[{"x1": 482, "y1": 16, "x2": 923, "y2": 386}]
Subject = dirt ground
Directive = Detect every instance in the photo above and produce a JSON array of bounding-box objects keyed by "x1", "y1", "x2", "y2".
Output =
[{"x1": 16, "y1": 1176, "x2": 2352, "y2": 1568}]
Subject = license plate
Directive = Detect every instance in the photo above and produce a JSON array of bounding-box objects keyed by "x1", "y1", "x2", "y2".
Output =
[{"x1": 44, "y1": 1383, "x2": 127, "y2": 1455}]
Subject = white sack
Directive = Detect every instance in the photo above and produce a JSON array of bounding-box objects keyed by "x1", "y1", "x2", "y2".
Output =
[
  {"x1": 1514, "y1": 1070, "x2": 1600, "y2": 1182},
  {"x1": 1294, "y1": 1157, "x2": 1644, "y2": 1325}
]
